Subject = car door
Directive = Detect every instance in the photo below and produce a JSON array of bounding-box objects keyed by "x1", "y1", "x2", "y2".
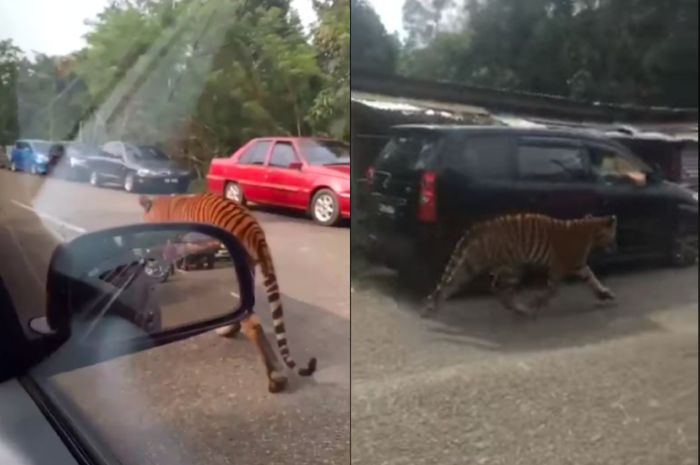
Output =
[
  {"x1": 513, "y1": 136, "x2": 597, "y2": 220},
  {"x1": 585, "y1": 141, "x2": 670, "y2": 256},
  {"x1": 265, "y1": 141, "x2": 307, "y2": 209},
  {"x1": 11, "y1": 141, "x2": 28, "y2": 169},
  {"x1": 438, "y1": 132, "x2": 522, "y2": 231},
  {"x1": 99, "y1": 142, "x2": 127, "y2": 180},
  {"x1": 227, "y1": 140, "x2": 272, "y2": 203}
]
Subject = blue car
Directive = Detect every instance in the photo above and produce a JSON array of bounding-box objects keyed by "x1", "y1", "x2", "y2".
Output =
[{"x1": 10, "y1": 139, "x2": 54, "y2": 174}]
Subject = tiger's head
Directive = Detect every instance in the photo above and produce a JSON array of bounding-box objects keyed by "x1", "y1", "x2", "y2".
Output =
[{"x1": 591, "y1": 215, "x2": 617, "y2": 253}]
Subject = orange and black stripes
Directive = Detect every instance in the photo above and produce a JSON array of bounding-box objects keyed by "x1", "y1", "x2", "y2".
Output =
[
  {"x1": 424, "y1": 213, "x2": 617, "y2": 316},
  {"x1": 139, "y1": 193, "x2": 316, "y2": 376}
]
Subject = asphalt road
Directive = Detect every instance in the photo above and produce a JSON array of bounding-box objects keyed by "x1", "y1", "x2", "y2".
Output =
[
  {"x1": 351, "y1": 261, "x2": 698, "y2": 464},
  {"x1": 0, "y1": 169, "x2": 349, "y2": 465}
]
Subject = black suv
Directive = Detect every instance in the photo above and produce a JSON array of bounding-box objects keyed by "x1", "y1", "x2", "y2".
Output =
[{"x1": 362, "y1": 125, "x2": 698, "y2": 281}]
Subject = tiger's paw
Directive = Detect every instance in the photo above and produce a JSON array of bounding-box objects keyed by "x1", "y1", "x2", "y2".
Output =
[
  {"x1": 214, "y1": 323, "x2": 241, "y2": 338},
  {"x1": 268, "y1": 371, "x2": 288, "y2": 394},
  {"x1": 596, "y1": 287, "x2": 616, "y2": 301}
]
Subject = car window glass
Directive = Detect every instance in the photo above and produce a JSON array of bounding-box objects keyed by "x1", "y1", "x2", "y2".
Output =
[
  {"x1": 588, "y1": 145, "x2": 651, "y2": 186},
  {"x1": 239, "y1": 141, "x2": 270, "y2": 165},
  {"x1": 447, "y1": 135, "x2": 511, "y2": 179},
  {"x1": 517, "y1": 141, "x2": 588, "y2": 181},
  {"x1": 269, "y1": 142, "x2": 297, "y2": 168},
  {"x1": 375, "y1": 132, "x2": 442, "y2": 173}
]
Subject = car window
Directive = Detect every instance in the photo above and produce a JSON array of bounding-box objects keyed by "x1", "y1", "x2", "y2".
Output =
[
  {"x1": 375, "y1": 131, "x2": 442, "y2": 173},
  {"x1": 238, "y1": 141, "x2": 270, "y2": 165},
  {"x1": 517, "y1": 140, "x2": 588, "y2": 181},
  {"x1": 269, "y1": 142, "x2": 297, "y2": 168},
  {"x1": 588, "y1": 144, "x2": 652, "y2": 186},
  {"x1": 446, "y1": 135, "x2": 512, "y2": 179},
  {"x1": 299, "y1": 139, "x2": 350, "y2": 166},
  {"x1": 30, "y1": 141, "x2": 52, "y2": 153},
  {"x1": 15, "y1": 141, "x2": 28, "y2": 150}
]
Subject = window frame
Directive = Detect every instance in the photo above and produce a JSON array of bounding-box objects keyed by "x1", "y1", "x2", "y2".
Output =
[
  {"x1": 238, "y1": 140, "x2": 272, "y2": 166},
  {"x1": 267, "y1": 141, "x2": 299, "y2": 169},
  {"x1": 515, "y1": 136, "x2": 592, "y2": 183}
]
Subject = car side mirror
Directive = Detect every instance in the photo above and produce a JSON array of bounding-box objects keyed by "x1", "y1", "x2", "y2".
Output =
[
  {"x1": 28, "y1": 223, "x2": 255, "y2": 374},
  {"x1": 288, "y1": 161, "x2": 303, "y2": 170}
]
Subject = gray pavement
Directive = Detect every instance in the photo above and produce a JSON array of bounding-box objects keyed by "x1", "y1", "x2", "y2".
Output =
[
  {"x1": 0, "y1": 169, "x2": 349, "y2": 465},
  {"x1": 351, "y1": 259, "x2": 698, "y2": 465}
]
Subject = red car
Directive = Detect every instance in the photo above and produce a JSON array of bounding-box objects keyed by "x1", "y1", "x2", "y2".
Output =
[{"x1": 207, "y1": 137, "x2": 350, "y2": 226}]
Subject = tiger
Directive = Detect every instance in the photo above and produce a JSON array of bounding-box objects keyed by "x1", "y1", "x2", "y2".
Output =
[
  {"x1": 422, "y1": 213, "x2": 618, "y2": 319},
  {"x1": 138, "y1": 193, "x2": 316, "y2": 393}
]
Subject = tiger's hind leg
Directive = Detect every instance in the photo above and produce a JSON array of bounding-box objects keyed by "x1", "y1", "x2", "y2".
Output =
[
  {"x1": 240, "y1": 315, "x2": 288, "y2": 393},
  {"x1": 492, "y1": 267, "x2": 533, "y2": 318}
]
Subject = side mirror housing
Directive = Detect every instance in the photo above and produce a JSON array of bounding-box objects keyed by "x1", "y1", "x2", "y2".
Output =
[
  {"x1": 288, "y1": 161, "x2": 303, "y2": 170},
  {"x1": 29, "y1": 223, "x2": 256, "y2": 374}
]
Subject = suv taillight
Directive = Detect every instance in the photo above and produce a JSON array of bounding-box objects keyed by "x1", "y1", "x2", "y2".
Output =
[
  {"x1": 366, "y1": 165, "x2": 374, "y2": 182},
  {"x1": 418, "y1": 171, "x2": 437, "y2": 223}
]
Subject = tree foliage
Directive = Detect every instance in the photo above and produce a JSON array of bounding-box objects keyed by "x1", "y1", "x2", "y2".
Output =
[
  {"x1": 0, "y1": 0, "x2": 349, "y2": 176},
  {"x1": 399, "y1": 0, "x2": 698, "y2": 107}
]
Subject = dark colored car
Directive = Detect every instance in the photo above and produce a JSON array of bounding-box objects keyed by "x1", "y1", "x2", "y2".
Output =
[
  {"x1": 207, "y1": 137, "x2": 351, "y2": 226},
  {"x1": 48, "y1": 141, "x2": 105, "y2": 181},
  {"x1": 86, "y1": 141, "x2": 191, "y2": 193},
  {"x1": 362, "y1": 125, "x2": 698, "y2": 282}
]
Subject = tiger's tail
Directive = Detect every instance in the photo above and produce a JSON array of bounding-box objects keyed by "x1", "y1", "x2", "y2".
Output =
[
  {"x1": 423, "y1": 229, "x2": 475, "y2": 316},
  {"x1": 257, "y1": 241, "x2": 317, "y2": 376}
]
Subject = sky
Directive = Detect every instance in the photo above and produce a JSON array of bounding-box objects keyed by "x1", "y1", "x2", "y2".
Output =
[
  {"x1": 0, "y1": 0, "x2": 320, "y2": 56},
  {"x1": 365, "y1": 0, "x2": 404, "y2": 38}
]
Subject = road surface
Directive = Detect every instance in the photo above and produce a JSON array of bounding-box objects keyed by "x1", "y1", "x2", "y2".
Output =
[
  {"x1": 351, "y1": 261, "x2": 698, "y2": 465},
  {"x1": 0, "y1": 169, "x2": 349, "y2": 465}
]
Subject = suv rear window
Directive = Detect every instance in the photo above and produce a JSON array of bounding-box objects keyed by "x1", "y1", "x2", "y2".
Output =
[{"x1": 374, "y1": 131, "x2": 442, "y2": 173}]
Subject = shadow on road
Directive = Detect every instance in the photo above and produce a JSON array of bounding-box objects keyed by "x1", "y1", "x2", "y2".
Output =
[{"x1": 354, "y1": 262, "x2": 697, "y2": 355}]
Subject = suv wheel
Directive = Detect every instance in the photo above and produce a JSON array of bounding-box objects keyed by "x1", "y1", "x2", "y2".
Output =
[
  {"x1": 311, "y1": 189, "x2": 340, "y2": 226},
  {"x1": 225, "y1": 182, "x2": 245, "y2": 205}
]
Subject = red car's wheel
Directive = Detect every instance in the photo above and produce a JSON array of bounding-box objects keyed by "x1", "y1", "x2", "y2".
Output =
[
  {"x1": 224, "y1": 181, "x2": 246, "y2": 206},
  {"x1": 311, "y1": 188, "x2": 340, "y2": 226}
]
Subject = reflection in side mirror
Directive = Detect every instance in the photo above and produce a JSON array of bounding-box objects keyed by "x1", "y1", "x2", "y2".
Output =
[
  {"x1": 288, "y1": 161, "x2": 303, "y2": 170},
  {"x1": 31, "y1": 223, "x2": 255, "y2": 366}
]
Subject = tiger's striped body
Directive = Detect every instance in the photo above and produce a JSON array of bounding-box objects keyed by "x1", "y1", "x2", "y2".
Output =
[
  {"x1": 138, "y1": 193, "x2": 316, "y2": 392},
  {"x1": 423, "y1": 213, "x2": 617, "y2": 318}
]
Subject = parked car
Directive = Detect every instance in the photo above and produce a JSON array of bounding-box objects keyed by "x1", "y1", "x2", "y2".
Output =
[
  {"x1": 362, "y1": 125, "x2": 698, "y2": 283},
  {"x1": 86, "y1": 141, "x2": 191, "y2": 193},
  {"x1": 47, "y1": 141, "x2": 103, "y2": 181},
  {"x1": 9, "y1": 139, "x2": 56, "y2": 174},
  {"x1": 207, "y1": 137, "x2": 351, "y2": 226}
]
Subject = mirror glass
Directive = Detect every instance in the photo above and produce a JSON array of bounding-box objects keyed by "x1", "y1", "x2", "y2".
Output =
[{"x1": 70, "y1": 229, "x2": 240, "y2": 344}]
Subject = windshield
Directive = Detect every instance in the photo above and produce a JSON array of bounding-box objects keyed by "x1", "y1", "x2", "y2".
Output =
[
  {"x1": 300, "y1": 139, "x2": 350, "y2": 165},
  {"x1": 131, "y1": 146, "x2": 170, "y2": 162},
  {"x1": 2, "y1": 1, "x2": 349, "y2": 464},
  {"x1": 374, "y1": 131, "x2": 442, "y2": 173},
  {"x1": 30, "y1": 141, "x2": 52, "y2": 153}
]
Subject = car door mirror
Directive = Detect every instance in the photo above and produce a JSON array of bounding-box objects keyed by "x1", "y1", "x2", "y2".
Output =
[
  {"x1": 28, "y1": 223, "x2": 255, "y2": 374},
  {"x1": 288, "y1": 161, "x2": 303, "y2": 170}
]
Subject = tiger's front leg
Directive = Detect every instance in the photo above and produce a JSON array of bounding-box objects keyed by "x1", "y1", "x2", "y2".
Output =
[
  {"x1": 577, "y1": 266, "x2": 616, "y2": 301},
  {"x1": 240, "y1": 315, "x2": 288, "y2": 393}
]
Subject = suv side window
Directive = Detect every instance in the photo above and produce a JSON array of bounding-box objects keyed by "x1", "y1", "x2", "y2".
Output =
[
  {"x1": 239, "y1": 141, "x2": 270, "y2": 165},
  {"x1": 449, "y1": 135, "x2": 512, "y2": 179},
  {"x1": 269, "y1": 142, "x2": 297, "y2": 168},
  {"x1": 517, "y1": 139, "x2": 588, "y2": 181},
  {"x1": 587, "y1": 144, "x2": 651, "y2": 186},
  {"x1": 15, "y1": 141, "x2": 28, "y2": 150}
]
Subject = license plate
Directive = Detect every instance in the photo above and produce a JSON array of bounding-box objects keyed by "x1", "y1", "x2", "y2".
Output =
[
  {"x1": 165, "y1": 178, "x2": 177, "y2": 183},
  {"x1": 378, "y1": 203, "x2": 395, "y2": 215}
]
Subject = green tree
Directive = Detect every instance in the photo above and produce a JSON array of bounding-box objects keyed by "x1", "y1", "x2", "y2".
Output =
[{"x1": 350, "y1": 0, "x2": 399, "y2": 73}]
